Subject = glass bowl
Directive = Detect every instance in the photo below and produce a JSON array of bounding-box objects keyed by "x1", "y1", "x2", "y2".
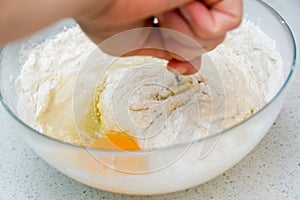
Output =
[{"x1": 0, "y1": 0, "x2": 296, "y2": 195}]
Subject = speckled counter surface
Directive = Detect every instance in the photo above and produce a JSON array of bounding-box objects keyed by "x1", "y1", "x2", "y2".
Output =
[{"x1": 0, "y1": 0, "x2": 299, "y2": 199}]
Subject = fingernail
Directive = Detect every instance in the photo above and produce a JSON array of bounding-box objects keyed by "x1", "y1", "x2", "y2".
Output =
[
  {"x1": 177, "y1": 67, "x2": 189, "y2": 74},
  {"x1": 168, "y1": 66, "x2": 188, "y2": 75},
  {"x1": 179, "y1": 7, "x2": 191, "y2": 22}
]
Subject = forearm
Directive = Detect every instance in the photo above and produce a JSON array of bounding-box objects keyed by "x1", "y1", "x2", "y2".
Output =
[{"x1": 0, "y1": 0, "x2": 108, "y2": 45}]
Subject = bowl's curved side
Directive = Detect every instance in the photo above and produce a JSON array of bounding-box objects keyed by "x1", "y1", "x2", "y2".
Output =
[
  {"x1": 0, "y1": 82, "x2": 290, "y2": 195},
  {"x1": 0, "y1": 0, "x2": 297, "y2": 152},
  {"x1": 0, "y1": 0, "x2": 297, "y2": 195}
]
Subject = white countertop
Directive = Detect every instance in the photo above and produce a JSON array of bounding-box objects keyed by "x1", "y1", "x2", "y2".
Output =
[{"x1": 0, "y1": 0, "x2": 299, "y2": 199}]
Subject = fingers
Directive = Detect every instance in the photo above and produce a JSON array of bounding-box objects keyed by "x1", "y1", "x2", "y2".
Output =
[
  {"x1": 158, "y1": 10, "x2": 225, "y2": 51},
  {"x1": 79, "y1": 0, "x2": 243, "y2": 76},
  {"x1": 158, "y1": 0, "x2": 242, "y2": 75},
  {"x1": 122, "y1": 27, "x2": 172, "y2": 60},
  {"x1": 179, "y1": 0, "x2": 243, "y2": 39},
  {"x1": 158, "y1": 10, "x2": 196, "y2": 41},
  {"x1": 168, "y1": 58, "x2": 200, "y2": 75}
]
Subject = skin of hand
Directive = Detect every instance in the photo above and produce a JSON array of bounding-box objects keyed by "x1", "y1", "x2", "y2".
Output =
[
  {"x1": 75, "y1": 0, "x2": 243, "y2": 75},
  {"x1": 0, "y1": 0, "x2": 97, "y2": 44},
  {"x1": 0, "y1": 0, "x2": 242, "y2": 75}
]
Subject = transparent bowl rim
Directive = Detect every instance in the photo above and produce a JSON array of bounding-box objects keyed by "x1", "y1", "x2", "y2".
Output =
[{"x1": 0, "y1": 0, "x2": 297, "y2": 153}]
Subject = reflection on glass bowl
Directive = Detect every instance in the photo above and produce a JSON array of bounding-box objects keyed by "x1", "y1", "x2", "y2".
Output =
[{"x1": 0, "y1": 0, "x2": 296, "y2": 195}]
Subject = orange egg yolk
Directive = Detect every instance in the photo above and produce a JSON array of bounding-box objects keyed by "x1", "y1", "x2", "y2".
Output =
[{"x1": 92, "y1": 131, "x2": 140, "y2": 150}]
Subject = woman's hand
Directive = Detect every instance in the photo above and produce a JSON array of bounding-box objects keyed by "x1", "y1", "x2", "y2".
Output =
[
  {"x1": 76, "y1": 0, "x2": 243, "y2": 74},
  {"x1": 0, "y1": 0, "x2": 242, "y2": 74}
]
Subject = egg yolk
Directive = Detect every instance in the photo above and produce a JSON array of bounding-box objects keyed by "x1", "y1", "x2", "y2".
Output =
[
  {"x1": 92, "y1": 131, "x2": 140, "y2": 150},
  {"x1": 85, "y1": 92, "x2": 140, "y2": 150}
]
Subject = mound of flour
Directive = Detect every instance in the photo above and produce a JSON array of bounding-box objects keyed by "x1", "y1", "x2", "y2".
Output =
[{"x1": 15, "y1": 21, "x2": 283, "y2": 149}]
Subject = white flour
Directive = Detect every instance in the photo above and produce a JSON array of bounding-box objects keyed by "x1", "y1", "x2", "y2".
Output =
[{"x1": 15, "y1": 21, "x2": 283, "y2": 150}]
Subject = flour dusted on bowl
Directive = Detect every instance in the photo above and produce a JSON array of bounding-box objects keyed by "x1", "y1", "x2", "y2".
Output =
[{"x1": 15, "y1": 21, "x2": 283, "y2": 150}]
